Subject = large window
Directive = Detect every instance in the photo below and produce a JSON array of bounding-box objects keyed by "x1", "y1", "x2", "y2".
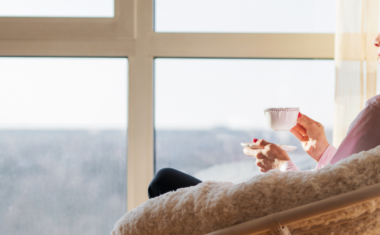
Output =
[
  {"x1": 155, "y1": 59, "x2": 334, "y2": 182},
  {"x1": 0, "y1": 58, "x2": 128, "y2": 235},
  {"x1": 1, "y1": 1, "x2": 335, "y2": 211}
]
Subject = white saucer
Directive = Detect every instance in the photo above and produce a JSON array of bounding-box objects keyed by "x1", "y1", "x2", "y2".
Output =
[{"x1": 240, "y1": 143, "x2": 297, "y2": 153}]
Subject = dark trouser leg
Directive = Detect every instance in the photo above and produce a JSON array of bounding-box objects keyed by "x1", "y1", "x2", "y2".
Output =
[{"x1": 148, "y1": 168, "x2": 202, "y2": 199}]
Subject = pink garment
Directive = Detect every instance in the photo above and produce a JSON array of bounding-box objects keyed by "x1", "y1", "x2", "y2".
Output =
[
  {"x1": 330, "y1": 94, "x2": 380, "y2": 164},
  {"x1": 315, "y1": 145, "x2": 337, "y2": 169},
  {"x1": 281, "y1": 94, "x2": 380, "y2": 172}
]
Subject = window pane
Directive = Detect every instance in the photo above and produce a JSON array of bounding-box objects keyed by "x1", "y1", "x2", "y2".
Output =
[
  {"x1": 0, "y1": 0, "x2": 114, "y2": 18},
  {"x1": 0, "y1": 58, "x2": 127, "y2": 235},
  {"x1": 155, "y1": 59, "x2": 335, "y2": 183},
  {"x1": 155, "y1": 0, "x2": 335, "y2": 33}
]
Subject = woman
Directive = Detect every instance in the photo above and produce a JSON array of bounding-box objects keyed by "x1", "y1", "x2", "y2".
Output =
[{"x1": 148, "y1": 36, "x2": 380, "y2": 199}]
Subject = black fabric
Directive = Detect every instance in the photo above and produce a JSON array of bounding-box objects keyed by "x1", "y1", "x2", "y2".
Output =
[{"x1": 148, "y1": 168, "x2": 202, "y2": 199}]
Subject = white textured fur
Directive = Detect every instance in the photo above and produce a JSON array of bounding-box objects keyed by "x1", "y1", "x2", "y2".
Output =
[{"x1": 112, "y1": 146, "x2": 380, "y2": 235}]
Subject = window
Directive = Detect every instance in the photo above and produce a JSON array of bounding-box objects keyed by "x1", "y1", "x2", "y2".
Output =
[
  {"x1": 1, "y1": 1, "x2": 334, "y2": 211},
  {"x1": 155, "y1": 58, "x2": 334, "y2": 182},
  {"x1": 0, "y1": 58, "x2": 128, "y2": 235}
]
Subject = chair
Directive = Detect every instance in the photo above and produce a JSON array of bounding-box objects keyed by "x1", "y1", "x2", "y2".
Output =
[
  {"x1": 208, "y1": 183, "x2": 380, "y2": 235},
  {"x1": 112, "y1": 146, "x2": 380, "y2": 235}
]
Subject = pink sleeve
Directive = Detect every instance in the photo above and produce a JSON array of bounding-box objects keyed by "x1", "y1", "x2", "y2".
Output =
[
  {"x1": 315, "y1": 145, "x2": 337, "y2": 170},
  {"x1": 280, "y1": 161, "x2": 300, "y2": 172}
]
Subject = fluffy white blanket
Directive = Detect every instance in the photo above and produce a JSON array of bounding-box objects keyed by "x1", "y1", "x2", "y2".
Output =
[{"x1": 112, "y1": 146, "x2": 380, "y2": 235}]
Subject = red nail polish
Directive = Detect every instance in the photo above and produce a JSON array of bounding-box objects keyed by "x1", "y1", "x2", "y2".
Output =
[
  {"x1": 298, "y1": 112, "x2": 302, "y2": 118},
  {"x1": 253, "y1": 138, "x2": 258, "y2": 143}
]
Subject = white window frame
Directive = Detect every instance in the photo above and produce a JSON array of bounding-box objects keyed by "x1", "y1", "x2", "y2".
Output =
[{"x1": 0, "y1": 0, "x2": 334, "y2": 211}]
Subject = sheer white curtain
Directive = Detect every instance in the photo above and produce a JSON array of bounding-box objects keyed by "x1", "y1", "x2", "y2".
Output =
[{"x1": 334, "y1": 0, "x2": 379, "y2": 146}]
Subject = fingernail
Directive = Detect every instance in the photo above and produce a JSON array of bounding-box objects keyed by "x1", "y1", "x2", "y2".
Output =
[
  {"x1": 298, "y1": 112, "x2": 302, "y2": 118},
  {"x1": 253, "y1": 138, "x2": 258, "y2": 143}
]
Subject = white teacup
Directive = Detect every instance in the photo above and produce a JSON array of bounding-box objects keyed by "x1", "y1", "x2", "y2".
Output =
[{"x1": 264, "y1": 108, "x2": 299, "y2": 131}]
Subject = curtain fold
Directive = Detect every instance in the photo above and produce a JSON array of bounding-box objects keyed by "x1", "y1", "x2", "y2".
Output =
[{"x1": 334, "y1": 0, "x2": 379, "y2": 147}]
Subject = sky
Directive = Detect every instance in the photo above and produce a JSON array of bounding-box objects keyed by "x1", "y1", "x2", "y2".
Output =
[
  {"x1": 0, "y1": 58, "x2": 337, "y2": 130},
  {"x1": 155, "y1": 59, "x2": 336, "y2": 130},
  {"x1": 0, "y1": 58, "x2": 128, "y2": 129}
]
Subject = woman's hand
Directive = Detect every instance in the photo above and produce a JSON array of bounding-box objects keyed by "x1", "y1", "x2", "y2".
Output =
[
  {"x1": 290, "y1": 113, "x2": 329, "y2": 162},
  {"x1": 243, "y1": 139, "x2": 291, "y2": 172}
]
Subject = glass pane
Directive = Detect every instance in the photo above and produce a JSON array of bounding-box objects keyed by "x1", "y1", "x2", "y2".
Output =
[
  {"x1": 0, "y1": 58, "x2": 127, "y2": 235},
  {"x1": 155, "y1": 0, "x2": 335, "y2": 33},
  {"x1": 0, "y1": 0, "x2": 114, "y2": 18},
  {"x1": 155, "y1": 59, "x2": 335, "y2": 183}
]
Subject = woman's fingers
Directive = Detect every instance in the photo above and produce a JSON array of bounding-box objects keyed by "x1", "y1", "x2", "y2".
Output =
[
  {"x1": 297, "y1": 115, "x2": 316, "y2": 129},
  {"x1": 302, "y1": 114, "x2": 317, "y2": 123},
  {"x1": 262, "y1": 158, "x2": 273, "y2": 165},
  {"x1": 244, "y1": 139, "x2": 272, "y2": 154},
  {"x1": 255, "y1": 157, "x2": 273, "y2": 165},
  {"x1": 256, "y1": 152, "x2": 266, "y2": 159},
  {"x1": 244, "y1": 148, "x2": 267, "y2": 161},
  {"x1": 293, "y1": 124, "x2": 307, "y2": 136},
  {"x1": 290, "y1": 124, "x2": 307, "y2": 141},
  {"x1": 302, "y1": 114, "x2": 323, "y2": 127},
  {"x1": 243, "y1": 147, "x2": 260, "y2": 156},
  {"x1": 290, "y1": 128, "x2": 302, "y2": 140},
  {"x1": 243, "y1": 147, "x2": 252, "y2": 155},
  {"x1": 258, "y1": 139, "x2": 279, "y2": 153},
  {"x1": 245, "y1": 139, "x2": 287, "y2": 172},
  {"x1": 256, "y1": 139, "x2": 271, "y2": 147},
  {"x1": 256, "y1": 159, "x2": 273, "y2": 172}
]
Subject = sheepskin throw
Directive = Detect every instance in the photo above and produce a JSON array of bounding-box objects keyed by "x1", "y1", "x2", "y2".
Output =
[{"x1": 112, "y1": 146, "x2": 380, "y2": 235}]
